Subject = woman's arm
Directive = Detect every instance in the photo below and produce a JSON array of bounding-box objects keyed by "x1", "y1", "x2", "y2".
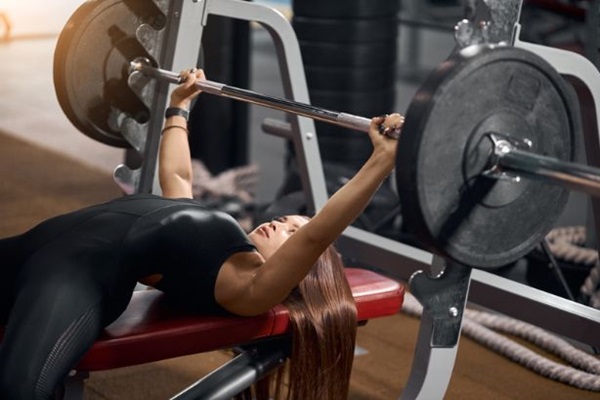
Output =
[
  {"x1": 158, "y1": 69, "x2": 205, "y2": 199},
  {"x1": 218, "y1": 114, "x2": 403, "y2": 316}
]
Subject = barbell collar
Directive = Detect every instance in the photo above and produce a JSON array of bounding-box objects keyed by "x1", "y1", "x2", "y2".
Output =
[
  {"x1": 129, "y1": 57, "x2": 183, "y2": 85},
  {"x1": 494, "y1": 139, "x2": 600, "y2": 198},
  {"x1": 128, "y1": 58, "x2": 397, "y2": 139}
]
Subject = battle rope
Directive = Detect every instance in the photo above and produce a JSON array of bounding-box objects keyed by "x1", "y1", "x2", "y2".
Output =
[
  {"x1": 545, "y1": 226, "x2": 597, "y2": 266},
  {"x1": 402, "y1": 293, "x2": 600, "y2": 391},
  {"x1": 545, "y1": 226, "x2": 600, "y2": 308}
]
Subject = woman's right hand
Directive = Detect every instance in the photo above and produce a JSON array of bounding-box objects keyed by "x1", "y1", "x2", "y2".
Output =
[{"x1": 169, "y1": 68, "x2": 206, "y2": 110}]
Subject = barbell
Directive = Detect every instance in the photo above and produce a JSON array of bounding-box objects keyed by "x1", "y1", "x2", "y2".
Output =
[
  {"x1": 53, "y1": 0, "x2": 599, "y2": 269},
  {"x1": 127, "y1": 57, "x2": 399, "y2": 139}
]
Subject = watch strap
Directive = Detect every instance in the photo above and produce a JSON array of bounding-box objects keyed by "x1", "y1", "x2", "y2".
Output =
[{"x1": 165, "y1": 107, "x2": 189, "y2": 121}]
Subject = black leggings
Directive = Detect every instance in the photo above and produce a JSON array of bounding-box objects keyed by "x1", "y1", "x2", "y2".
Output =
[{"x1": 0, "y1": 211, "x2": 139, "y2": 399}]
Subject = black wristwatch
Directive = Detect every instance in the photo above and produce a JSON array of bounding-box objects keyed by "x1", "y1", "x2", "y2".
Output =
[{"x1": 165, "y1": 107, "x2": 189, "y2": 121}]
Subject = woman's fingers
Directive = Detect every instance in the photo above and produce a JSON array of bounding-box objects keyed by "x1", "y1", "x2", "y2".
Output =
[
  {"x1": 380, "y1": 113, "x2": 403, "y2": 134},
  {"x1": 177, "y1": 68, "x2": 204, "y2": 94},
  {"x1": 170, "y1": 68, "x2": 206, "y2": 108},
  {"x1": 194, "y1": 68, "x2": 205, "y2": 80},
  {"x1": 371, "y1": 113, "x2": 403, "y2": 140}
]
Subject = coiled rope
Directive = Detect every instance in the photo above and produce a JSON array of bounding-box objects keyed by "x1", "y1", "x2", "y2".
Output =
[{"x1": 545, "y1": 226, "x2": 600, "y2": 308}]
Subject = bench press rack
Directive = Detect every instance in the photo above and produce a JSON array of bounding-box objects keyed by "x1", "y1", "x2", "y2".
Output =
[
  {"x1": 4, "y1": 0, "x2": 600, "y2": 398},
  {"x1": 92, "y1": 0, "x2": 600, "y2": 398}
]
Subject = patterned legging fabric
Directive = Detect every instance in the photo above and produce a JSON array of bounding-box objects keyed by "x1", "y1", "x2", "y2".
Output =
[{"x1": 0, "y1": 211, "x2": 139, "y2": 399}]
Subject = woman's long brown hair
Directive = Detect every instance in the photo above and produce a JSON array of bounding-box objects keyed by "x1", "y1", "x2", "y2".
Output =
[{"x1": 237, "y1": 245, "x2": 358, "y2": 399}]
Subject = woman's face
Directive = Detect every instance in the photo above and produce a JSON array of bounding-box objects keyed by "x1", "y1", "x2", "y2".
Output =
[{"x1": 248, "y1": 215, "x2": 308, "y2": 259}]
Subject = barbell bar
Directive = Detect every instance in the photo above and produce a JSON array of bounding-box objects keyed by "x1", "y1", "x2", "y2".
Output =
[
  {"x1": 486, "y1": 133, "x2": 600, "y2": 198},
  {"x1": 128, "y1": 57, "x2": 401, "y2": 140}
]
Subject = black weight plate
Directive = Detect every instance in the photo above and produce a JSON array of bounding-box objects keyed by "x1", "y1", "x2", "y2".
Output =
[
  {"x1": 304, "y1": 64, "x2": 397, "y2": 91},
  {"x1": 292, "y1": 16, "x2": 398, "y2": 43},
  {"x1": 396, "y1": 45, "x2": 578, "y2": 268},
  {"x1": 299, "y1": 40, "x2": 397, "y2": 68},
  {"x1": 54, "y1": 0, "x2": 164, "y2": 148},
  {"x1": 292, "y1": 0, "x2": 400, "y2": 19}
]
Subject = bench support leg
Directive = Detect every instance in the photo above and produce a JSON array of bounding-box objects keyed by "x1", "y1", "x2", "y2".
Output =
[
  {"x1": 171, "y1": 337, "x2": 290, "y2": 400},
  {"x1": 61, "y1": 371, "x2": 88, "y2": 400}
]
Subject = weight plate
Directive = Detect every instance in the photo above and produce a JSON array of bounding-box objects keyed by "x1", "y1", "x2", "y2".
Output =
[
  {"x1": 54, "y1": 0, "x2": 164, "y2": 147},
  {"x1": 292, "y1": 16, "x2": 398, "y2": 44},
  {"x1": 292, "y1": 0, "x2": 400, "y2": 19},
  {"x1": 396, "y1": 45, "x2": 578, "y2": 268}
]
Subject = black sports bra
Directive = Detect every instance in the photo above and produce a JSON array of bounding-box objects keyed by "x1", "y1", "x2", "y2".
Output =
[{"x1": 119, "y1": 194, "x2": 257, "y2": 313}]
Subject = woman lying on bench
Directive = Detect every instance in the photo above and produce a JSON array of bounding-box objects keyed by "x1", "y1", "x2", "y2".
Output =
[{"x1": 0, "y1": 68, "x2": 403, "y2": 400}]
